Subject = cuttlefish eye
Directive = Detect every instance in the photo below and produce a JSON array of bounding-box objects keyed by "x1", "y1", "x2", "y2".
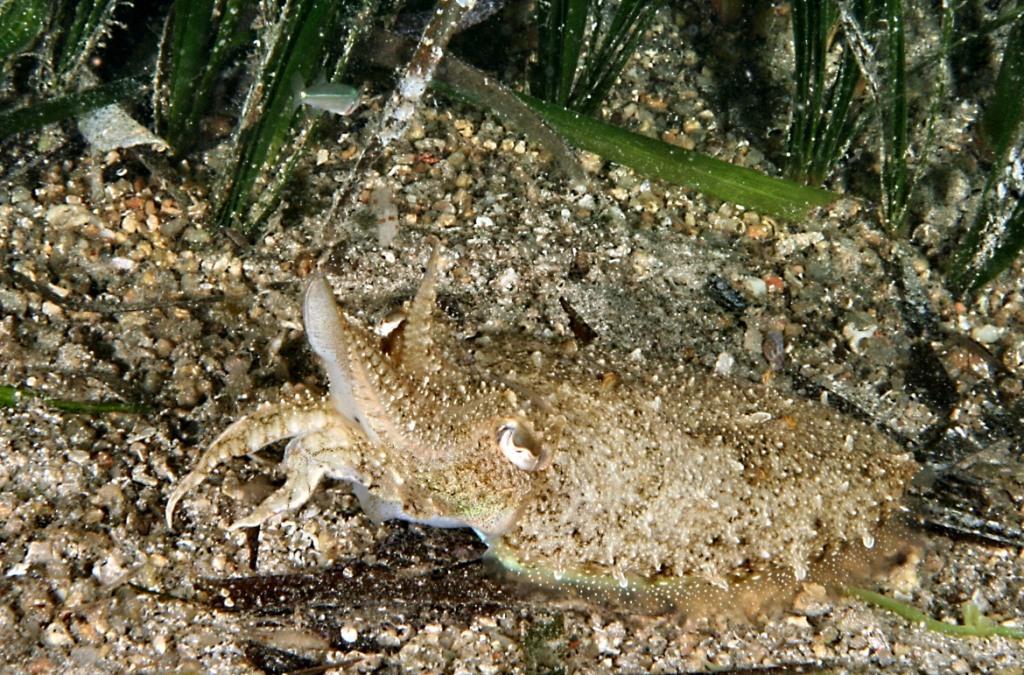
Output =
[{"x1": 496, "y1": 419, "x2": 548, "y2": 471}]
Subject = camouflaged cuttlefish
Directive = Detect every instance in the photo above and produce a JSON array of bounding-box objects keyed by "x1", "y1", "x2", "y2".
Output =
[{"x1": 166, "y1": 241, "x2": 917, "y2": 614}]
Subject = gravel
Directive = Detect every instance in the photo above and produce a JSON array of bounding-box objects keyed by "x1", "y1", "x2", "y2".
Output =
[{"x1": 2, "y1": 5, "x2": 1023, "y2": 673}]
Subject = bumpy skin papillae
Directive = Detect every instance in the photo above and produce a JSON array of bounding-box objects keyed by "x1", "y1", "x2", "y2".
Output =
[
  {"x1": 166, "y1": 242, "x2": 917, "y2": 612},
  {"x1": 492, "y1": 360, "x2": 916, "y2": 607},
  {"x1": 166, "y1": 242, "x2": 536, "y2": 537}
]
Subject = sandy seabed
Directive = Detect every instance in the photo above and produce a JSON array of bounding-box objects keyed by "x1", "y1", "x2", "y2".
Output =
[{"x1": 2, "y1": 6, "x2": 1024, "y2": 673}]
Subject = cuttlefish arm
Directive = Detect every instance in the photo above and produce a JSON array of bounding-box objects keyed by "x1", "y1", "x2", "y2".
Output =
[
  {"x1": 303, "y1": 271, "x2": 431, "y2": 452},
  {"x1": 305, "y1": 241, "x2": 471, "y2": 460},
  {"x1": 164, "y1": 268, "x2": 396, "y2": 530},
  {"x1": 392, "y1": 237, "x2": 454, "y2": 378},
  {"x1": 303, "y1": 274, "x2": 383, "y2": 443},
  {"x1": 165, "y1": 272, "x2": 389, "y2": 530},
  {"x1": 167, "y1": 242, "x2": 533, "y2": 531},
  {"x1": 164, "y1": 395, "x2": 361, "y2": 529},
  {"x1": 226, "y1": 424, "x2": 367, "y2": 529}
]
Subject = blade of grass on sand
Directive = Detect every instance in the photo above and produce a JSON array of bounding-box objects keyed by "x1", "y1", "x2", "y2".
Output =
[
  {"x1": 787, "y1": 0, "x2": 830, "y2": 182},
  {"x1": 0, "y1": 0, "x2": 47, "y2": 61},
  {"x1": 810, "y1": 48, "x2": 860, "y2": 185},
  {"x1": 948, "y1": 12, "x2": 1024, "y2": 294},
  {"x1": 981, "y1": 11, "x2": 1024, "y2": 161},
  {"x1": 786, "y1": 0, "x2": 862, "y2": 186},
  {"x1": 571, "y1": 0, "x2": 662, "y2": 115},
  {"x1": 949, "y1": 170, "x2": 1024, "y2": 294},
  {"x1": 846, "y1": 586, "x2": 1024, "y2": 639},
  {"x1": 0, "y1": 384, "x2": 147, "y2": 414},
  {"x1": 534, "y1": 0, "x2": 590, "y2": 105},
  {"x1": 0, "y1": 76, "x2": 143, "y2": 140},
  {"x1": 521, "y1": 94, "x2": 838, "y2": 221},
  {"x1": 532, "y1": 0, "x2": 662, "y2": 116}
]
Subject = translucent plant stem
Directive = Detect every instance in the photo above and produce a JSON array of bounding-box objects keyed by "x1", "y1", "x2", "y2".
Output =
[
  {"x1": 364, "y1": 28, "x2": 586, "y2": 187},
  {"x1": 378, "y1": 0, "x2": 477, "y2": 148},
  {"x1": 326, "y1": 0, "x2": 477, "y2": 240},
  {"x1": 436, "y1": 55, "x2": 588, "y2": 187}
]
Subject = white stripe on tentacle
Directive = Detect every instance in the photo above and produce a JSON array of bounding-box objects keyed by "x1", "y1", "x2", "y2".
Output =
[{"x1": 303, "y1": 274, "x2": 382, "y2": 443}]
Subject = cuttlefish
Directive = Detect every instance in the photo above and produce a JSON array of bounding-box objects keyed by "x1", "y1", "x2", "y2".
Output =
[{"x1": 166, "y1": 240, "x2": 917, "y2": 614}]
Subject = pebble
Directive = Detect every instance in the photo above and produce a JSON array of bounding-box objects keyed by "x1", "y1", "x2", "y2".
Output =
[
  {"x1": 44, "y1": 621, "x2": 75, "y2": 647},
  {"x1": 714, "y1": 351, "x2": 735, "y2": 376},
  {"x1": 971, "y1": 324, "x2": 1003, "y2": 343},
  {"x1": 776, "y1": 231, "x2": 825, "y2": 256},
  {"x1": 579, "y1": 151, "x2": 603, "y2": 174},
  {"x1": 843, "y1": 322, "x2": 878, "y2": 354},
  {"x1": 742, "y1": 276, "x2": 767, "y2": 298},
  {"x1": 41, "y1": 301, "x2": 63, "y2": 318}
]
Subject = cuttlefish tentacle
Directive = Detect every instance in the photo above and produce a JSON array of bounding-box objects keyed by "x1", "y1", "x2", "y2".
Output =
[{"x1": 165, "y1": 395, "x2": 339, "y2": 528}]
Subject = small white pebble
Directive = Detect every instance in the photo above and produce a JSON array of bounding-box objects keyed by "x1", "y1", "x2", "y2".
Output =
[
  {"x1": 68, "y1": 450, "x2": 90, "y2": 464},
  {"x1": 341, "y1": 624, "x2": 358, "y2": 643},
  {"x1": 109, "y1": 256, "x2": 137, "y2": 271},
  {"x1": 44, "y1": 621, "x2": 74, "y2": 647},
  {"x1": 714, "y1": 352, "x2": 735, "y2": 376},
  {"x1": 25, "y1": 541, "x2": 57, "y2": 565},
  {"x1": 92, "y1": 554, "x2": 127, "y2": 585},
  {"x1": 5, "y1": 562, "x2": 29, "y2": 577},
  {"x1": 743, "y1": 276, "x2": 767, "y2": 298},
  {"x1": 41, "y1": 301, "x2": 63, "y2": 318},
  {"x1": 971, "y1": 324, "x2": 1003, "y2": 344},
  {"x1": 494, "y1": 267, "x2": 518, "y2": 292}
]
